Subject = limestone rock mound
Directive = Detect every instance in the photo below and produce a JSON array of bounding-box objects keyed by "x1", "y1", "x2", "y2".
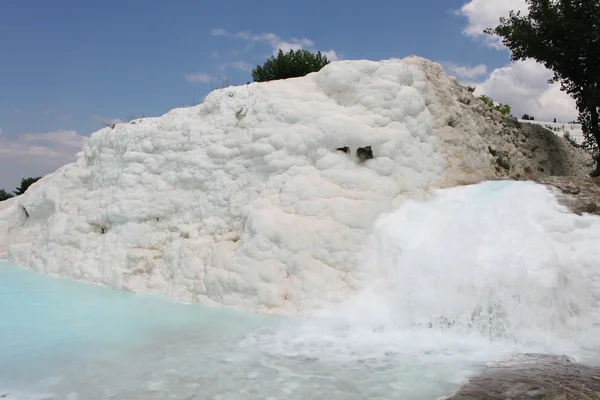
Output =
[{"x1": 0, "y1": 56, "x2": 594, "y2": 313}]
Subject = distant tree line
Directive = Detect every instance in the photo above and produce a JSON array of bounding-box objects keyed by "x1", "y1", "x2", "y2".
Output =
[
  {"x1": 0, "y1": 176, "x2": 42, "y2": 201},
  {"x1": 522, "y1": 114, "x2": 561, "y2": 123}
]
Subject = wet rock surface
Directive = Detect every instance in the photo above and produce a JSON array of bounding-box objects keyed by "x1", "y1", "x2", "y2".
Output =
[
  {"x1": 444, "y1": 354, "x2": 600, "y2": 400},
  {"x1": 534, "y1": 175, "x2": 600, "y2": 216}
]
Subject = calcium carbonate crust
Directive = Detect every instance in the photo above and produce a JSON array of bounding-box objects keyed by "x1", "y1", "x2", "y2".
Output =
[{"x1": 0, "y1": 56, "x2": 591, "y2": 314}]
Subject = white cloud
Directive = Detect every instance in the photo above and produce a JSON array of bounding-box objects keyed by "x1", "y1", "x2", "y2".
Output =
[
  {"x1": 234, "y1": 30, "x2": 252, "y2": 40},
  {"x1": 210, "y1": 28, "x2": 229, "y2": 37},
  {"x1": 473, "y1": 59, "x2": 577, "y2": 122},
  {"x1": 322, "y1": 50, "x2": 340, "y2": 62},
  {"x1": 455, "y1": 0, "x2": 578, "y2": 122},
  {"x1": 442, "y1": 62, "x2": 488, "y2": 80},
  {"x1": 0, "y1": 130, "x2": 88, "y2": 191},
  {"x1": 456, "y1": 0, "x2": 528, "y2": 48},
  {"x1": 274, "y1": 41, "x2": 303, "y2": 55},
  {"x1": 230, "y1": 61, "x2": 253, "y2": 71},
  {"x1": 209, "y1": 28, "x2": 342, "y2": 61},
  {"x1": 185, "y1": 72, "x2": 212, "y2": 83}
]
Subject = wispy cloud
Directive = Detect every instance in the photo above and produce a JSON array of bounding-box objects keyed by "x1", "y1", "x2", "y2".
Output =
[
  {"x1": 218, "y1": 61, "x2": 254, "y2": 72},
  {"x1": 231, "y1": 61, "x2": 253, "y2": 71},
  {"x1": 0, "y1": 129, "x2": 88, "y2": 190},
  {"x1": 43, "y1": 108, "x2": 72, "y2": 121},
  {"x1": 234, "y1": 30, "x2": 252, "y2": 40},
  {"x1": 185, "y1": 72, "x2": 212, "y2": 83},
  {"x1": 441, "y1": 62, "x2": 488, "y2": 80},
  {"x1": 209, "y1": 28, "x2": 341, "y2": 60},
  {"x1": 210, "y1": 28, "x2": 229, "y2": 37}
]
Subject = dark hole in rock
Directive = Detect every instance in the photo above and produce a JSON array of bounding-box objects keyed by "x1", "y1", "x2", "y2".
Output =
[
  {"x1": 337, "y1": 146, "x2": 350, "y2": 154},
  {"x1": 357, "y1": 146, "x2": 373, "y2": 162},
  {"x1": 90, "y1": 223, "x2": 107, "y2": 234}
]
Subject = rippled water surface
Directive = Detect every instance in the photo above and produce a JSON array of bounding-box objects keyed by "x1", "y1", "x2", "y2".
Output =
[{"x1": 0, "y1": 263, "x2": 483, "y2": 400}]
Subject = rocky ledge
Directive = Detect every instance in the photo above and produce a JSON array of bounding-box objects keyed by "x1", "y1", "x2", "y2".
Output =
[
  {"x1": 535, "y1": 175, "x2": 600, "y2": 216},
  {"x1": 443, "y1": 353, "x2": 600, "y2": 400}
]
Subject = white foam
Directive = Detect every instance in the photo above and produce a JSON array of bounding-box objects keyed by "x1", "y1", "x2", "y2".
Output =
[{"x1": 249, "y1": 181, "x2": 600, "y2": 365}]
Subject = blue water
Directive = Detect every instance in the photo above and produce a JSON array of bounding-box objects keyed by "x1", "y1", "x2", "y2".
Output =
[
  {"x1": 0, "y1": 262, "x2": 481, "y2": 400},
  {"x1": 0, "y1": 262, "x2": 273, "y2": 399}
]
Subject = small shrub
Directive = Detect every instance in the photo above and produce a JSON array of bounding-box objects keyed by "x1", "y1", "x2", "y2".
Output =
[
  {"x1": 496, "y1": 154, "x2": 511, "y2": 171},
  {"x1": 235, "y1": 107, "x2": 247, "y2": 120},
  {"x1": 488, "y1": 146, "x2": 511, "y2": 171},
  {"x1": 252, "y1": 49, "x2": 330, "y2": 83},
  {"x1": 127, "y1": 113, "x2": 145, "y2": 124},
  {"x1": 210, "y1": 75, "x2": 232, "y2": 91},
  {"x1": 479, "y1": 95, "x2": 512, "y2": 117}
]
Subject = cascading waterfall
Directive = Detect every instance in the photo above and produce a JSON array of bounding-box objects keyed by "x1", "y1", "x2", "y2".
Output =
[
  {"x1": 365, "y1": 180, "x2": 595, "y2": 341},
  {"x1": 251, "y1": 180, "x2": 600, "y2": 365}
]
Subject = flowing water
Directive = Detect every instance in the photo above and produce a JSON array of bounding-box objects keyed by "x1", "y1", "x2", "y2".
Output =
[{"x1": 2, "y1": 180, "x2": 600, "y2": 399}]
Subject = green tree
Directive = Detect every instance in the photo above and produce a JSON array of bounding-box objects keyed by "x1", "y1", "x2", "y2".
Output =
[
  {"x1": 485, "y1": 0, "x2": 600, "y2": 176},
  {"x1": 0, "y1": 189, "x2": 13, "y2": 201},
  {"x1": 252, "y1": 49, "x2": 330, "y2": 83},
  {"x1": 14, "y1": 176, "x2": 42, "y2": 196}
]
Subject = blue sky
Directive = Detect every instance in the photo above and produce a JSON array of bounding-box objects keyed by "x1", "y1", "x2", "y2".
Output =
[{"x1": 0, "y1": 0, "x2": 574, "y2": 190}]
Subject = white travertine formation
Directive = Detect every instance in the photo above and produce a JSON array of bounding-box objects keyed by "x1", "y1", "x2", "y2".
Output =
[{"x1": 0, "y1": 56, "x2": 592, "y2": 314}]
